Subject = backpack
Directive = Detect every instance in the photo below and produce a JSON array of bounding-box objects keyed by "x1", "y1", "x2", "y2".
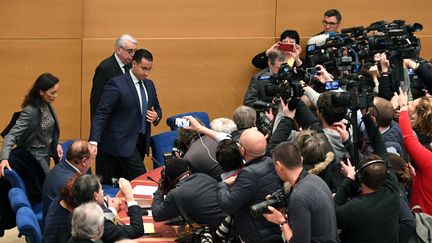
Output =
[{"x1": 408, "y1": 205, "x2": 432, "y2": 243}]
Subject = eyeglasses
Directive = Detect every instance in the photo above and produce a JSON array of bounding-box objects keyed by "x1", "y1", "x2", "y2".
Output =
[
  {"x1": 121, "y1": 47, "x2": 137, "y2": 54},
  {"x1": 322, "y1": 20, "x2": 339, "y2": 26}
]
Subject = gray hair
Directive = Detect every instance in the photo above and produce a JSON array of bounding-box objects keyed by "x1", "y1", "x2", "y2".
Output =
[
  {"x1": 115, "y1": 34, "x2": 138, "y2": 48},
  {"x1": 210, "y1": 118, "x2": 237, "y2": 133},
  {"x1": 71, "y1": 202, "x2": 105, "y2": 240},
  {"x1": 267, "y1": 50, "x2": 286, "y2": 65},
  {"x1": 233, "y1": 105, "x2": 256, "y2": 130}
]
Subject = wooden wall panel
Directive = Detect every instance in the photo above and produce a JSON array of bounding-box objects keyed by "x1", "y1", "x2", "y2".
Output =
[
  {"x1": 82, "y1": 0, "x2": 276, "y2": 38},
  {"x1": 276, "y1": 0, "x2": 432, "y2": 37},
  {"x1": 0, "y1": 40, "x2": 82, "y2": 142},
  {"x1": 81, "y1": 38, "x2": 274, "y2": 138},
  {"x1": 0, "y1": 0, "x2": 81, "y2": 38},
  {"x1": 276, "y1": 0, "x2": 432, "y2": 60}
]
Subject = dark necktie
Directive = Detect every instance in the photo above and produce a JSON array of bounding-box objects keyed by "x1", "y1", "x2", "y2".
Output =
[
  {"x1": 123, "y1": 65, "x2": 130, "y2": 74},
  {"x1": 139, "y1": 81, "x2": 147, "y2": 134}
]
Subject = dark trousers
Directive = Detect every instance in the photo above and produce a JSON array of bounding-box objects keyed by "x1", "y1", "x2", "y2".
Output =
[{"x1": 96, "y1": 135, "x2": 147, "y2": 184}]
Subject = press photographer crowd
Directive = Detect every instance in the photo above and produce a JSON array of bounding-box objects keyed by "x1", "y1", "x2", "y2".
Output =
[
  {"x1": 151, "y1": 9, "x2": 432, "y2": 243},
  {"x1": 2, "y1": 7, "x2": 432, "y2": 243}
]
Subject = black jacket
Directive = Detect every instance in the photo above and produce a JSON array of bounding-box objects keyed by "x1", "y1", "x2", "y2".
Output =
[
  {"x1": 152, "y1": 173, "x2": 226, "y2": 229},
  {"x1": 217, "y1": 156, "x2": 283, "y2": 242},
  {"x1": 101, "y1": 205, "x2": 144, "y2": 242},
  {"x1": 90, "y1": 54, "x2": 125, "y2": 118}
]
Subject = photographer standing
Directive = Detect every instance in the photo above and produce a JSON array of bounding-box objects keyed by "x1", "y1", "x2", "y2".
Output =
[{"x1": 263, "y1": 142, "x2": 339, "y2": 243}]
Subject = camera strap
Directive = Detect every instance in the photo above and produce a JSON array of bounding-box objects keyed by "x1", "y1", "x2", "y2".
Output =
[{"x1": 171, "y1": 187, "x2": 200, "y2": 228}]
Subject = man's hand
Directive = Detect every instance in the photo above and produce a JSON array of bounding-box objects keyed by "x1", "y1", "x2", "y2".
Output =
[
  {"x1": 184, "y1": 116, "x2": 205, "y2": 133},
  {"x1": 280, "y1": 98, "x2": 295, "y2": 119},
  {"x1": 333, "y1": 122, "x2": 349, "y2": 143},
  {"x1": 146, "y1": 106, "x2": 159, "y2": 123},
  {"x1": 224, "y1": 175, "x2": 237, "y2": 186},
  {"x1": 119, "y1": 178, "x2": 134, "y2": 203},
  {"x1": 106, "y1": 196, "x2": 121, "y2": 212},
  {"x1": 315, "y1": 64, "x2": 334, "y2": 84},
  {"x1": 340, "y1": 159, "x2": 356, "y2": 180},
  {"x1": 262, "y1": 206, "x2": 286, "y2": 225},
  {"x1": 57, "y1": 144, "x2": 63, "y2": 161},
  {"x1": 0, "y1": 159, "x2": 11, "y2": 178}
]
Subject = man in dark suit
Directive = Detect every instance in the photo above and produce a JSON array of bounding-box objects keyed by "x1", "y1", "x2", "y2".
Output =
[
  {"x1": 90, "y1": 49, "x2": 162, "y2": 183},
  {"x1": 42, "y1": 140, "x2": 96, "y2": 223},
  {"x1": 90, "y1": 34, "x2": 138, "y2": 118}
]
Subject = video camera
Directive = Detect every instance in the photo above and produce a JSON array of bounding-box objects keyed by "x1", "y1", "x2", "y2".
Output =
[
  {"x1": 331, "y1": 74, "x2": 375, "y2": 110},
  {"x1": 306, "y1": 20, "x2": 422, "y2": 77},
  {"x1": 264, "y1": 64, "x2": 304, "y2": 103},
  {"x1": 366, "y1": 20, "x2": 422, "y2": 59}
]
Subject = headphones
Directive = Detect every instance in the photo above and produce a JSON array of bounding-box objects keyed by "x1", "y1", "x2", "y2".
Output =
[{"x1": 355, "y1": 159, "x2": 387, "y2": 182}]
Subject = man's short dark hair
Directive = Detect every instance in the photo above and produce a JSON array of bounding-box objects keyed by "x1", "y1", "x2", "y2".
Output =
[
  {"x1": 280, "y1": 30, "x2": 300, "y2": 45},
  {"x1": 271, "y1": 142, "x2": 302, "y2": 169},
  {"x1": 324, "y1": 9, "x2": 342, "y2": 23},
  {"x1": 216, "y1": 139, "x2": 243, "y2": 172},
  {"x1": 357, "y1": 154, "x2": 388, "y2": 190},
  {"x1": 370, "y1": 97, "x2": 395, "y2": 128},
  {"x1": 133, "y1": 48, "x2": 153, "y2": 62},
  {"x1": 317, "y1": 91, "x2": 347, "y2": 125},
  {"x1": 73, "y1": 175, "x2": 101, "y2": 206}
]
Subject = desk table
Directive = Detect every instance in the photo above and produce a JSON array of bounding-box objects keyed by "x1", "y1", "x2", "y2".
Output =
[{"x1": 116, "y1": 167, "x2": 177, "y2": 242}]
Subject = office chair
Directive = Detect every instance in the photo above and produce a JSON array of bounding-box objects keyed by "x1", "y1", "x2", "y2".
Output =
[
  {"x1": 8, "y1": 187, "x2": 31, "y2": 213},
  {"x1": 150, "y1": 131, "x2": 178, "y2": 168},
  {"x1": 16, "y1": 206, "x2": 42, "y2": 243}
]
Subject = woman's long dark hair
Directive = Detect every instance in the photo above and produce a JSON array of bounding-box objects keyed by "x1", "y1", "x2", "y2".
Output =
[{"x1": 22, "y1": 73, "x2": 59, "y2": 108}]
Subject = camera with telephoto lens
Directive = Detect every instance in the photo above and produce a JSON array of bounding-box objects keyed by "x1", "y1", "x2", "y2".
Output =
[{"x1": 250, "y1": 188, "x2": 286, "y2": 217}]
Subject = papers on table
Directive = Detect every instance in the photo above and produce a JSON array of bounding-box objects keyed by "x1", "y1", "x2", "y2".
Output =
[
  {"x1": 144, "y1": 223, "x2": 155, "y2": 233},
  {"x1": 132, "y1": 185, "x2": 158, "y2": 196}
]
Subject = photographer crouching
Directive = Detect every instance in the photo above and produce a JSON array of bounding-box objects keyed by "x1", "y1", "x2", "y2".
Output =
[
  {"x1": 260, "y1": 142, "x2": 339, "y2": 242},
  {"x1": 151, "y1": 158, "x2": 226, "y2": 234}
]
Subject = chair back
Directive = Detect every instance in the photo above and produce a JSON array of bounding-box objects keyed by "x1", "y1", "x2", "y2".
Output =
[
  {"x1": 166, "y1": 112, "x2": 210, "y2": 131},
  {"x1": 8, "y1": 187, "x2": 31, "y2": 213},
  {"x1": 150, "y1": 131, "x2": 178, "y2": 168},
  {"x1": 4, "y1": 169, "x2": 27, "y2": 193},
  {"x1": 16, "y1": 206, "x2": 42, "y2": 243}
]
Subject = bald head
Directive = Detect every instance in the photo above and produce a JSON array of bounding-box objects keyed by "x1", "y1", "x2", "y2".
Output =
[{"x1": 239, "y1": 128, "x2": 266, "y2": 161}]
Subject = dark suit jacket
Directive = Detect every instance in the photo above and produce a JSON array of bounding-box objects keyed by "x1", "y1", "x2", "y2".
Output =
[
  {"x1": 42, "y1": 161, "x2": 79, "y2": 222},
  {"x1": 101, "y1": 205, "x2": 144, "y2": 242},
  {"x1": 89, "y1": 72, "x2": 162, "y2": 157},
  {"x1": 90, "y1": 54, "x2": 124, "y2": 118}
]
